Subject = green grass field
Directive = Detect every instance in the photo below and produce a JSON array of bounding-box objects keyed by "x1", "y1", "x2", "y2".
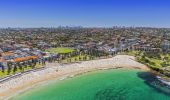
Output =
[
  {"x1": 45, "y1": 47, "x2": 75, "y2": 54},
  {"x1": 125, "y1": 50, "x2": 141, "y2": 56}
]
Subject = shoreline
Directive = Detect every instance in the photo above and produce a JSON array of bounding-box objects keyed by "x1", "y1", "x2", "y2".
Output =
[
  {"x1": 8, "y1": 67, "x2": 123, "y2": 100},
  {"x1": 0, "y1": 55, "x2": 149, "y2": 100}
]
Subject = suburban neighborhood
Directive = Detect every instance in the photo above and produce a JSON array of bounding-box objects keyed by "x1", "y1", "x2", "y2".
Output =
[{"x1": 0, "y1": 27, "x2": 170, "y2": 78}]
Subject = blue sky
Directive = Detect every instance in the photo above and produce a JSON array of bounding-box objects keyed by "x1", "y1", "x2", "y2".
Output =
[{"x1": 0, "y1": 0, "x2": 170, "y2": 28}]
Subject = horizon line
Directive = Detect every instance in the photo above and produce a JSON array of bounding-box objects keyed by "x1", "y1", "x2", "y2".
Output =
[{"x1": 0, "y1": 25, "x2": 170, "y2": 29}]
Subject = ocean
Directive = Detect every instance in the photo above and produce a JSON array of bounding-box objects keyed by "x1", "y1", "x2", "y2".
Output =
[{"x1": 11, "y1": 69, "x2": 170, "y2": 100}]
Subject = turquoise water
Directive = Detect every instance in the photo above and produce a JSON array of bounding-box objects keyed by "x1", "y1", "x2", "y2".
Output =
[{"x1": 11, "y1": 69, "x2": 170, "y2": 100}]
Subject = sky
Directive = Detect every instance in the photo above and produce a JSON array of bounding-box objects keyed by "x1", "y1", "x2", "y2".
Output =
[{"x1": 0, "y1": 0, "x2": 170, "y2": 28}]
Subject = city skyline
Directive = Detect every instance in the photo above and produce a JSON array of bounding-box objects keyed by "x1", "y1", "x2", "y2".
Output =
[{"x1": 0, "y1": 0, "x2": 170, "y2": 28}]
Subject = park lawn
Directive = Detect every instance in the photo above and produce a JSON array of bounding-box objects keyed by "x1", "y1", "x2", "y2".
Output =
[
  {"x1": 126, "y1": 50, "x2": 141, "y2": 56},
  {"x1": 45, "y1": 47, "x2": 75, "y2": 54},
  {"x1": 0, "y1": 71, "x2": 9, "y2": 78}
]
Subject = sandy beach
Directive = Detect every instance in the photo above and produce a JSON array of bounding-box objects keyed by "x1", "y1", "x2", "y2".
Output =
[{"x1": 0, "y1": 55, "x2": 149, "y2": 100}]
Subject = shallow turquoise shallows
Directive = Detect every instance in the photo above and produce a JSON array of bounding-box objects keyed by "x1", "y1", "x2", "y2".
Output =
[{"x1": 11, "y1": 69, "x2": 170, "y2": 100}]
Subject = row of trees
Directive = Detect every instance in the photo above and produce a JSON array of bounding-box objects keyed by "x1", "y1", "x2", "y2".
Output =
[
  {"x1": 58, "y1": 48, "x2": 120, "y2": 63},
  {"x1": 5, "y1": 59, "x2": 42, "y2": 74},
  {"x1": 0, "y1": 57, "x2": 50, "y2": 75}
]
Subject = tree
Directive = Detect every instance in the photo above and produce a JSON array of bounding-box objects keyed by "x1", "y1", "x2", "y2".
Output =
[
  {"x1": 28, "y1": 60, "x2": 32, "y2": 68},
  {"x1": 7, "y1": 62, "x2": 12, "y2": 74},
  {"x1": 79, "y1": 56, "x2": 82, "y2": 61},
  {"x1": 25, "y1": 61, "x2": 28, "y2": 68},
  {"x1": 17, "y1": 62, "x2": 23, "y2": 72},
  {"x1": 75, "y1": 57, "x2": 77, "y2": 62},
  {"x1": 31, "y1": 59, "x2": 37, "y2": 69},
  {"x1": 69, "y1": 58, "x2": 71, "y2": 62},
  {"x1": 0, "y1": 63, "x2": 5, "y2": 73},
  {"x1": 13, "y1": 64, "x2": 17, "y2": 73},
  {"x1": 84, "y1": 55, "x2": 87, "y2": 60}
]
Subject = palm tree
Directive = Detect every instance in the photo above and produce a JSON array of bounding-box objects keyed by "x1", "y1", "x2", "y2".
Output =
[
  {"x1": 13, "y1": 64, "x2": 17, "y2": 74},
  {"x1": 38, "y1": 59, "x2": 41, "y2": 65},
  {"x1": 7, "y1": 62, "x2": 12, "y2": 74},
  {"x1": 41, "y1": 58, "x2": 46, "y2": 66},
  {"x1": 28, "y1": 60, "x2": 32, "y2": 68},
  {"x1": 25, "y1": 61, "x2": 28, "y2": 68},
  {"x1": 21, "y1": 62, "x2": 26, "y2": 71},
  {"x1": 79, "y1": 56, "x2": 82, "y2": 61},
  {"x1": 0, "y1": 63, "x2": 5, "y2": 73},
  {"x1": 75, "y1": 57, "x2": 77, "y2": 62},
  {"x1": 31, "y1": 59, "x2": 37, "y2": 69},
  {"x1": 17, "y1": 62, "x2": 23, "y2": 72}
]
